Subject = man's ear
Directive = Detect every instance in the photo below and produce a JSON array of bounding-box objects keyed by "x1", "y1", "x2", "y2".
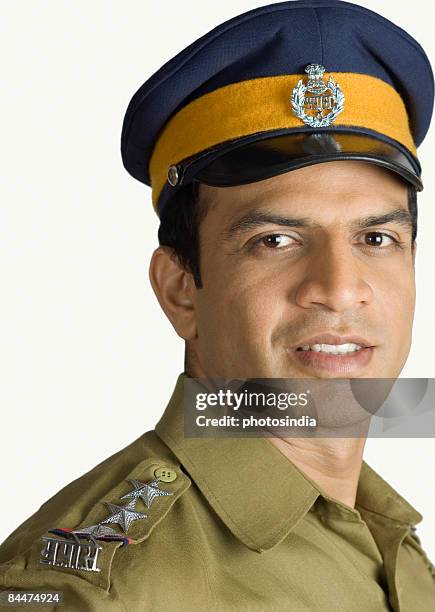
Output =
[
  {"x1": 412, "y1": 241, "x2": 417, "y2": 268},
  {"x1": 149, "y1": 246, "x2": 197, "y2": 340}
]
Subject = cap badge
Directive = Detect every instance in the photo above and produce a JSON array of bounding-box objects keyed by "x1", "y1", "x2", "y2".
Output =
[{"x1": 291, "y1": 64, "x2": 345, "y2": 128}]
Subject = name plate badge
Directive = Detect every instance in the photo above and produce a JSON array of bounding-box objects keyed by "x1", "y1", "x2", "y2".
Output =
[{"x1": 40, "y1": 536, "x2": 102, "y2": 573}]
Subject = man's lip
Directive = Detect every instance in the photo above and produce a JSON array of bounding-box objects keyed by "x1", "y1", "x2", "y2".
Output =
[
  {"x1": 290, "y1": 346, "x2": 374, "y2": 374},
  {"x1": 292, "y1": 334, "x2": 374, "y2": 349}
]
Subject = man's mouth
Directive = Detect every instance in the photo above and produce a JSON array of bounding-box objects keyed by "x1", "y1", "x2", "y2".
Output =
[
  {"x1": 290, "y1": 334, "x2": 375, "y2": 374},
  {"x1": 296, "y1": 342, "x2": 363, "y2": 355}
]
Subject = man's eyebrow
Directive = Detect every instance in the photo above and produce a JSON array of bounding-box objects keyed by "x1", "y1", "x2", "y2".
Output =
[
  {"x1": 223, "y1": 207, "x2": 413, "y2": 239},
  {"x1": 223, "y1": 210, "x2": 316, "y2": 239},
  {"x1": 354, "y1": 209, "x2": 413, "y2": 230}
]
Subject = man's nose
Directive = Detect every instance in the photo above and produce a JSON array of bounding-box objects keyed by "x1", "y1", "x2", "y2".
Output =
[{"x1": 294, "y1": 240, "x2": 373, "y2": 312}]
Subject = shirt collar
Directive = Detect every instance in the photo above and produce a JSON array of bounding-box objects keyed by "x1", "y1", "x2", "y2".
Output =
[
  {"x1": 155, "y1": 373, "x2": 422, "y2": 552},
  {"x1": 356, "y1": 461, "x2": 422, "y2": 526}
]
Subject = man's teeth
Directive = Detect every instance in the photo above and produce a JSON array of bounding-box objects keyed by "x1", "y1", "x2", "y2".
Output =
[{"x1": 299, "y1": 343, "x2": 363, "y2": 354}]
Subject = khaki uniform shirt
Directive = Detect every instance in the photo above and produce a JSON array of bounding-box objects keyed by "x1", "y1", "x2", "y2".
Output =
[{"x1": 1, "y1": 373, "x2": 434, "y2": 611}]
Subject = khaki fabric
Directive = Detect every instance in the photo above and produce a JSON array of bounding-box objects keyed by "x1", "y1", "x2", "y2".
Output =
[{"x1": 0, "y1": 372, "x2": 434, "y2": 611}]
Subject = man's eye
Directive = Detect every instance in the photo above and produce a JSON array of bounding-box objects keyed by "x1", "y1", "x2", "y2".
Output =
[
  {"x1": 258, "y1": 234, "x2": 297, "y2": 248},
  {"x1": 362, "y1": 232, "x2": 399, "y2": 247}
]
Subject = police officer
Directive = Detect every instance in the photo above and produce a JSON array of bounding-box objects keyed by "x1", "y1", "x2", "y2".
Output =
[{"x1": 1, "y1": 1, "x2": 434, "y2": 610}]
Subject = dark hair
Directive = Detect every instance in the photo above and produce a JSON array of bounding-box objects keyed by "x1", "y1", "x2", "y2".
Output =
[
  {"x1": 157, "y1": 181, "x2": 204, "y2": 288},
  {"x1": 158, "y1": 180, "x2": 418, "y2": 289}
]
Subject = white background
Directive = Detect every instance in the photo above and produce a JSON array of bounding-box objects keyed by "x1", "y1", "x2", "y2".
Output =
[{"x1": 1, "y1": 0, "x2": 434, "y2": 558}]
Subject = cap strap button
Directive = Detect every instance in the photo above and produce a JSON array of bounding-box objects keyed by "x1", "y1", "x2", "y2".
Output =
[{"x1": 167, "y1": 165, "x2": 182, "y2": 186}]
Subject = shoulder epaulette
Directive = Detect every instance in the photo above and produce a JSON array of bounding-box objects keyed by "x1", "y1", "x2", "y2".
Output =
[{"x1": 26, "y1": 457, "x2": 190, "y2": 589}]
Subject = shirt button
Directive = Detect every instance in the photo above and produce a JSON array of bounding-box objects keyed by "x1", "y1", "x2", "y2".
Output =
[{"x1": 154, "y1": 466, "x2": 177, "y2": 482}]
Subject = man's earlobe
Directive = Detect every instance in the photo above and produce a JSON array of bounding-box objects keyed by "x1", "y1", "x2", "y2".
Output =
[{"x1": 149, "y1": 246, "x2": 197, "y2": 340}]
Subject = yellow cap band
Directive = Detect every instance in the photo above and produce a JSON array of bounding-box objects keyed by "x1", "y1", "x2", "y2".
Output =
[{"x1": 149, "y1": 72, "x2": 415, "y2": 211}]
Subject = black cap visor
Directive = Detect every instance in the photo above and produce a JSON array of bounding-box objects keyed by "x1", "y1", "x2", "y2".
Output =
[{"x1": 192, "y1": 131, "x2": 423, "y2": 192}]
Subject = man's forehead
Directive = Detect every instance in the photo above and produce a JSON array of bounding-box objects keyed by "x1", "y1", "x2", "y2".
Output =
[{"x1": 199, "y1": 164, "x2": 410, "y2": 229}]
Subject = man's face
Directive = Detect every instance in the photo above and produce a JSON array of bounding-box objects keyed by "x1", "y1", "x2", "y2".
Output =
[{"x1": 188, "y1": 160, "x2": 416, "y2": 379}]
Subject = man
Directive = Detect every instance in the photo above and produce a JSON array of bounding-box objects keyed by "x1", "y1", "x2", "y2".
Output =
[{"x1": 1, "y1": 1, "x2": 434, "y2": 610}]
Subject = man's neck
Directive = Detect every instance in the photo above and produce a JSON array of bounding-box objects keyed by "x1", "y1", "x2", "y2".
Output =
[
  {"x1": 268, "y1": 435, "x2": 367, "y2": 508},
  {"x1": 184, "y1": 360, "x2": 369, "y2": 509}
]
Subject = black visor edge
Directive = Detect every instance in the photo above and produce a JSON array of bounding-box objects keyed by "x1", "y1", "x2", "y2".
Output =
[{"x1": 194, "y1": 132, "x2": 423, "y2": 192}]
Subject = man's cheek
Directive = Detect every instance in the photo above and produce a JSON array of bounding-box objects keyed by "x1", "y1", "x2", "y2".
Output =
[{"x1": 376, "y1": 274, "x2": 414, "y2": 312}]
